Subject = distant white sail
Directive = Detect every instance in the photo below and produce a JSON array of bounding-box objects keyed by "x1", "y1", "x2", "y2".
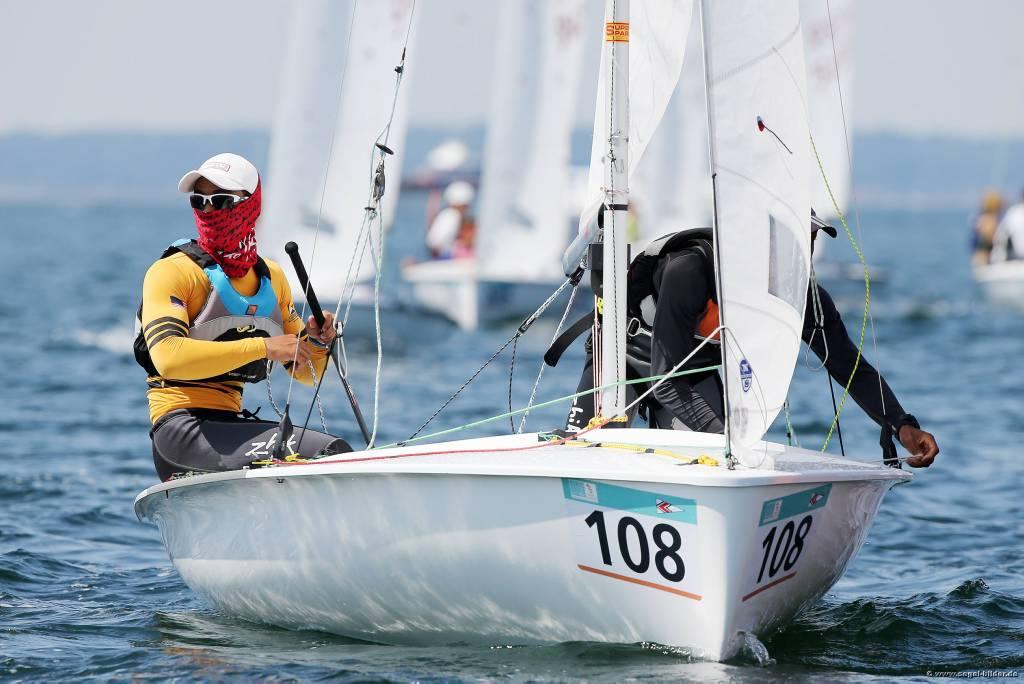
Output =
[
  {"x1": 568, "y1": 0, "x2": 693, "y2": 268},
  {"x1": 801, "y1": 0, "x2": 855, "y2": 219},
  {"x1": 476, "y1": 0, "x2": 588, "y2": 283},
  {"x1": 630, "y1": 13, "x2": 710, "y2": 244},
  {"x1": 283, "y1": 0, "x2": 417, "y2": 300},
  {"x1": 703, "y1": 0, "x2": 811, "y2": 462},
  {"x1": 261, "y1": 0, "x2": 353, "y2": 265}
]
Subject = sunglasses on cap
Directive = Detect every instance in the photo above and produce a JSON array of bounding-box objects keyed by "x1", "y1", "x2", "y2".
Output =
[{"x1": 189, "y1": 192, "x2": 249, "y2": 211}]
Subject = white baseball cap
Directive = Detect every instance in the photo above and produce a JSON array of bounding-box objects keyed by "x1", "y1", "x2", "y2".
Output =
[
  {"x1": 443, "y1": 180, "x2": 475, "y2": 206},
  {"x1": 178, "y1": 153, "x2": 260, "y2": 193}
]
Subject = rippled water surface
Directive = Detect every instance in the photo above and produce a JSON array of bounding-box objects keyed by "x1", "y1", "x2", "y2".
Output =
[{"x1": 1, "y1": 202, "x2": 1022, "y2": 681}]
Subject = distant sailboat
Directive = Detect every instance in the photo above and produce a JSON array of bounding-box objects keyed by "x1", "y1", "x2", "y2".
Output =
[
  {"x1": 263, "y1": 0, "x2": 418, "y2": 303},
  {"x1": 400, "y1": 0, "x2": 589, "y2": 330}
]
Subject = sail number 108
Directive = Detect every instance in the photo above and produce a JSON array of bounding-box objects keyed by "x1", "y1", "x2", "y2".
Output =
[
  {"x1": 584, "y1": 510, "x2": 686, "y2": 582},
  {"x1": 757, "y1": 514, "x2": 813, "y2": 584}
]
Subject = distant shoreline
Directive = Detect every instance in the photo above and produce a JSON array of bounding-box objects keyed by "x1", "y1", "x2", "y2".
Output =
[{"x1": 1, "y1": 127, "x2": 1022, "y2": 210}]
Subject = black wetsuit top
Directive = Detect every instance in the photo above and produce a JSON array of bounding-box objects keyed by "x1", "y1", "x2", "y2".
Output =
[
  {"x1": 565, "y1": 245, "x2": 913, "y2": 435},
  {"x1": 649, "y1": 248, "x2": 907, "y2": 433}
]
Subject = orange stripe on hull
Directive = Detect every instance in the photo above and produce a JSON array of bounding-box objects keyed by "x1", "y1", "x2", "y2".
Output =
[
  {"x1": 577, "y1": 564, "x2": 702, "y2": 601},
  {"x1": 741, "y1": 572, "x2": 797, "y2": 602}
]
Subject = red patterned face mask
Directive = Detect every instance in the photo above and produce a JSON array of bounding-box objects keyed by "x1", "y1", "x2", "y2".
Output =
[{"x1": 194, "y1": 182, "x2": 262, "y2": 278}]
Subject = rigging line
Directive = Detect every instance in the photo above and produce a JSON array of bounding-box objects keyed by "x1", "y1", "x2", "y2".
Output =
[
  {"x1": 803, "y1": 261, "x2": 829, "y2": 371},
  {"x1": 378, "y1": 363, "x2": 723, "y2": 450},
  {"x1": 810, "y1": 133, "x2": 868, "y2": 453},
  {"x1": 334, "y1": 2, "x2": 417, "y2": 327},
  {"x1": 825, "y1": 0, "x2": 887, "y2": 417},
  {"x1": 367, "y1": 27, "x2": 413, "y2": 447},
  {"x1": 573, "y1": 327, "x2": 728, "y2": 439},
  {"x1": 783, "y1": 398, "x2": 799, "y2": 447},
  {"x1": 507, "y1": 335, "x2": 519, "y2": 433},
  {"x1": 403, "y1": 278, "x2": 575, "y2": 444},
  {"x1": 826, "y1": 370, "x2": 846, "y2": 456},
  {"x1": 295, "y1": 360, "x2": 330, "y2": 456},
  {"x1": 280, "y1": 0, "x2": 359, "y2": 412},
  {"x1": 404, "y1": 329, "x2": 522, "y2": 444},
  {"x1": 329, "y1": 3, "x2": 417, "y2": 446},
  {"x1": 518, "y1": 281, "x2": 580, "y2": 433}
]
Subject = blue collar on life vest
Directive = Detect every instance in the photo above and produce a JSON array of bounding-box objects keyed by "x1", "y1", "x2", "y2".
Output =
[{"x1": 204, "y1": 263, "x2": 277, "y2": 317}]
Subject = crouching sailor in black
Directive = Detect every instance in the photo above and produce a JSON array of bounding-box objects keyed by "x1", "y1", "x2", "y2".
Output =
[
  {"x1": 560, "y1": 212, "x2": 940, "y2": 468},
  {"x1": 137, "y1": 153, "x2": 351, "y2": 481}
]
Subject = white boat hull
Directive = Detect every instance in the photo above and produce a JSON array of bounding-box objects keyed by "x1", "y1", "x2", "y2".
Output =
[
  {"x1": 136, "y1": 430, "x2": 908, "y2": 660},
  {"x1": 400, "y1": 259, "x2": 575, "y2": 330},
  {"x1": 974, "y1": 260, "x2": 1024, "y2": 310}
]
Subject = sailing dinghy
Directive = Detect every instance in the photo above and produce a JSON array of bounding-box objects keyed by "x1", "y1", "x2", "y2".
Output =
[
  {"x1": 974, "y1": 259, "x2": 1024, "y2": 310},
  {"x1": 136, "y1": 0, "x2": 911, "y2": 661},
  {"x1": 399, "y1": 0, "x2": 589, "y2": 330}
]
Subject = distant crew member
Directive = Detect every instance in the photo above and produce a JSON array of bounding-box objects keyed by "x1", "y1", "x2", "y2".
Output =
[
  {"x1": 425, "y1": 181, "x2": 477, "y2": 259},
  {"x1": 135, "y1": 153, "x2": 350, "y2": 481},
  {"x1": 992, "y1": 188, "x2": 1024, "y2": 262},
  {"x1": 970, "y1": 190, "x2": 1004, "y2": 265},
  {"x1": 560, "y1": 211, "x2": 940, "y2": 468}
]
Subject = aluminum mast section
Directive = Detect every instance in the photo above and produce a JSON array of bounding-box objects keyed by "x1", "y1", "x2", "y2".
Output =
[{"x1": 598, "y1": 0, "x2": 630, "y2": 417}]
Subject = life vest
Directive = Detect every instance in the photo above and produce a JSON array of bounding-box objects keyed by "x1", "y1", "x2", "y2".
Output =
[
  {"x1": 133, "y1": 239, "x2": 284, "y2": 383},
  {"x1": 627, "y1": 227, "x2": 720, "y2": 344},
  {"x1": 544, "y1": 228, "x2": 720, "y2": 371}
]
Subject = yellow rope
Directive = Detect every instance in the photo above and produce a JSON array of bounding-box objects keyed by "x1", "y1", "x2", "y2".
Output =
[
  {"x1": 809, "y1": 134, "x2": 870, "y2": 453},
  {"x1": 557, "y1": 436, "x2": 721, "y2": 467}
]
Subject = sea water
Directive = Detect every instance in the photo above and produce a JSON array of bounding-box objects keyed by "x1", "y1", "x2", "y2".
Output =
[{"x1": 1, "y1": 198, "x2": 1022, "y2": 681}]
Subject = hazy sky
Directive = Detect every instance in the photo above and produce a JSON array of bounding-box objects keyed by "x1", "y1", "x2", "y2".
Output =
[{"x1": 1, "y1": 0, "x2": 1022, "y2": 138}]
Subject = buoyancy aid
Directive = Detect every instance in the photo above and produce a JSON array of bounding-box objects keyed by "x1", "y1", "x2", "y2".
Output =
[
  {"x1": 544, "y1": 228, "x2": 719, "y2": 370},
  {"x1": 134, "y1": 239, "x2": 284, "y2": 383},
  {"x1": 627, "y1": 227, "x2": 720, "y2": 343}
]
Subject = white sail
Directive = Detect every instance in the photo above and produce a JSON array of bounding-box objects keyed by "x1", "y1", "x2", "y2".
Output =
[
  {"x1": 702, "y1": 0, "x2": 811, "y2": 463},
  {"x1": 630, "y1": 14, "x2": 711, "y2": 244},
  {"x1": 261, "y1": 0, "x2": 353, "y2": 266},
  {"x1": 801, "y1": 0, "x2": 855, "y2": 219},
  {"x1": 565, "y1": 0, "x2": 693, "y2": 270},
  {"x1": 311, "y1": 0, "x2": 418, "y2": 299},
  {"x1": 475, "y1": 0, "x2": 588, "y2": 283}
]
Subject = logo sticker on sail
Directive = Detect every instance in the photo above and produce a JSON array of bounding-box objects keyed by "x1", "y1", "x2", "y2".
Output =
[{"x1": 739, "y1": 359, "x2": 753, "y2": 392}]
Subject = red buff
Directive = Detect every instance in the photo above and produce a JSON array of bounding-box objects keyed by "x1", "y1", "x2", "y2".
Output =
[{"x1": 194, "y1": 182, "x2": 262, "y2": 278}]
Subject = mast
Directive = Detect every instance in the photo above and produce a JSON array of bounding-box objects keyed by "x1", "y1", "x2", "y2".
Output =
[
  {"x1": 598, "y1": 0, "x2": 630, "y2": 417},
  {"x1": 697, "y1": 0, "x2": 734, "y2": 463}
]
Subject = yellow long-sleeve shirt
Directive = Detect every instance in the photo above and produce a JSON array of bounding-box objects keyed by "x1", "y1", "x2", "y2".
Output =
[{"x1": 140, "y1": 252, "x2": 328, "y2": 423}]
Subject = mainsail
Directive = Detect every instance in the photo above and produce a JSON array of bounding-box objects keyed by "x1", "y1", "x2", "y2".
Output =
[
  {"x1": 702, "y1": 0, "x2": 811, "y2": 463},
  {"x1": 475, "y1": 0, "x2": 588, "y2": 283},
  {"x1": 266, "y1": 0, "x2": 417, "y2": 300},
  {"x1": 801, "y1": 0, "x2": 855, "y2": 219}
]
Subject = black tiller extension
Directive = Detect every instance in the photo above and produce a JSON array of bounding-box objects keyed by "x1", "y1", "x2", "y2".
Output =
[{"x1": 285, "y1": 241, "x2": 372, "y2": 447}]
